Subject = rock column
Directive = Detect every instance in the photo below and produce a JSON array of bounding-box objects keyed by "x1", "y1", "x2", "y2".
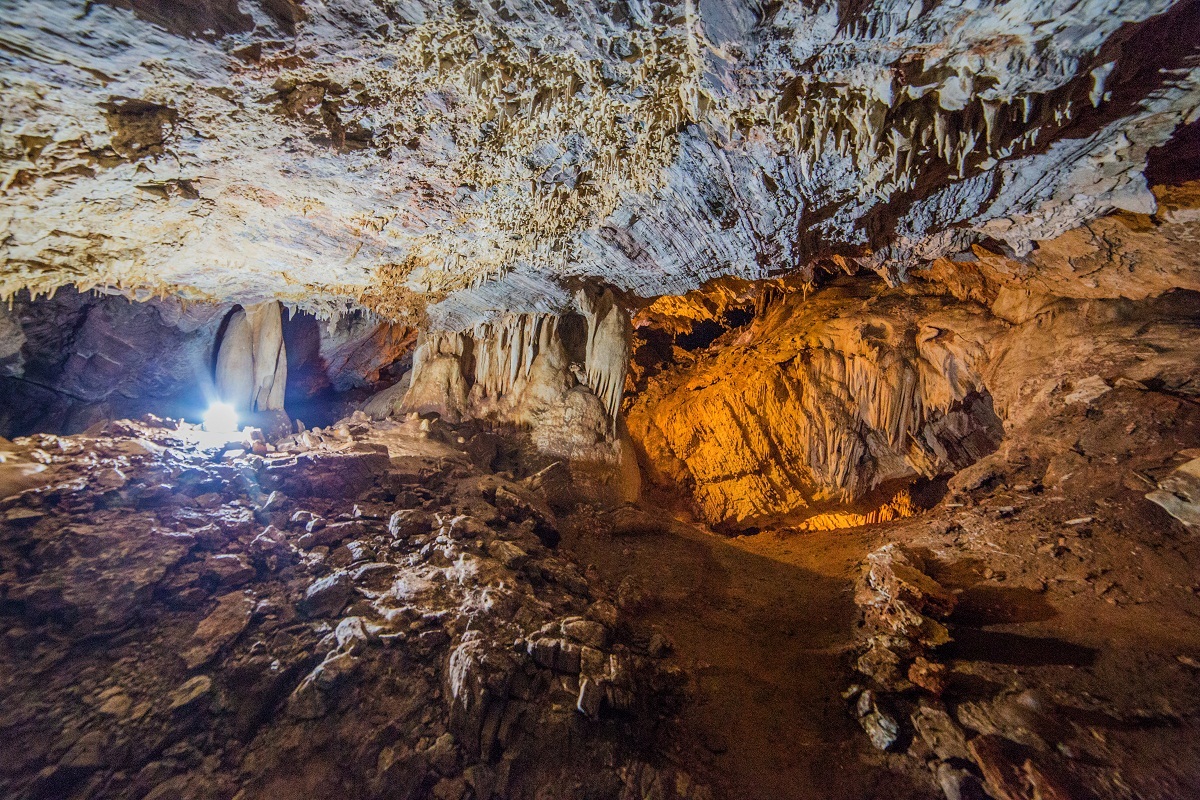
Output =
[{"x1": 215, "y1": 302, "x2": 287, "y2": 413}]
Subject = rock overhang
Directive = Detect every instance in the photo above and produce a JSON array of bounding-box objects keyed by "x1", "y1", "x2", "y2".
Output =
[{"x1": 2, "y1": 0, "x2": 1199, "y2": 327}]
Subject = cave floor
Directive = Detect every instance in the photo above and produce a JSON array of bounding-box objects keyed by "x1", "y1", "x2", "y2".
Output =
[
  {"x1": 563, "y1": 384, "x2": 1200, "y2": 800},
  {"x1": 560, "y1": 516, "x2": 933, "y2": 799},
  {"x1": 3, "y1": 382, "x2": 1200, "y2": 799}
]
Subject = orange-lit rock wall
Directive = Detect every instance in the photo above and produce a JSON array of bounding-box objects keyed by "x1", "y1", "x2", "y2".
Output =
[{"x1": 627, "y1": 184, "x2": 1200, "y2": 529}]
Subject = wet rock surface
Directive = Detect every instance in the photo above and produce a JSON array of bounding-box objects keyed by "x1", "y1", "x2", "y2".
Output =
[{"x1": 0, "y1": 416, "x2": 707, "y2": 800}]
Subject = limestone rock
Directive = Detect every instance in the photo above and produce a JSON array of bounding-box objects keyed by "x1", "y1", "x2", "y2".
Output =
[
  {"x1": 215, "y1": 302, "x2": 287, "y2": 414},
  {"x1": 1146, "y1": 456, "x2": 1200, "y2": 528},
  {"x1": 912, "y1": 705, "x2": 971, "y2": 762},
  {"x1": 167, "y1": 676, "x2": 212, "y2": 710},
  {"x1": 183, "y1": 591, "x2": 255, "y2": 669},
  {"x1": 0, "y1": 413, "x2": 704, "y2": 800},
  {"x1": 627, "y1": 284, "x2": 1004, "y2": 526},
  {"x1": 298, "y1": 573, "x2": 355, "y2": 619},
  {"x1": 4, "y1": 0, "x2": 1198, "y2": 329}
]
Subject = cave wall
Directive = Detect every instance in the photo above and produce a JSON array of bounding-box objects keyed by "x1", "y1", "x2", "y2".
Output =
[
  {"x1": 397, "y1": 289, "x2": 640, "y2": 504},
  {"x1": 0, "y1": 289, "x2": 225, "y2": 437},
  {"x1": 0, "y1": 291, "x2": 414, "y2": 438},
  {"x1": 626, "y1": 181, "x2": 1200, "y2": 529}
]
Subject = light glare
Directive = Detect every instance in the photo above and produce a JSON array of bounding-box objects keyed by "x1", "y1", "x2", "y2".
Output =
[{"x1": 203, "y1": 402, "x2": 239, "y2": 434}]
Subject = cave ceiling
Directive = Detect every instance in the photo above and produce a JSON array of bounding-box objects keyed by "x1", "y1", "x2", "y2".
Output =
[{"x1": 2, "y1": 0, "x2": 1198, "y2": 327}]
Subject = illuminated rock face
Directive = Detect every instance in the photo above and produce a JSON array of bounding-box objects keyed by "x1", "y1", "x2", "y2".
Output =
[
  {"x1": 628, "y1": 281, "x2": 1008, "y2": 527},
  {"x1": 626, "y1": 184, "x2": 1200, "y2": 527},
  {"x1": 398, "y1": 288, "x2": 639, "y2": 503},
  {"x1": 0, "y1": 289, "x2": 226, "y2": 436},
  {"x1": 2, "y1": 1, "x2": 1198, "y2": 325},
  {"x1": 215, "y1": 302, "x2": 288, "y2": 414}
]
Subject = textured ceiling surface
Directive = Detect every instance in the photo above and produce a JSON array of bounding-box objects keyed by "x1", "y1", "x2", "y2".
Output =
[{"x1": 2, "y1": 0, "x2": 1198, "y2": 326}]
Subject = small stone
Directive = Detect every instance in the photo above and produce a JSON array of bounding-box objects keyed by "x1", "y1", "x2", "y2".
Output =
[
  {"x1": 1063, "y1": 375, "x2": 1111, "y2": 405},
  {"x1": 182, "y1": 591, "x2": 255, "y2": 669},
  {"x1": 312, "y1": 651, "x2": 358, "y2": 690},
  {"x1": 936, "y1": 761, "x2": 987, "y2": 800},
  {"x1": 587, "y1": 600, "x2": 620, "y2": 628},
  {"x1": 261, "y1": 490, "x2": 285, "y2": 511},
  {"x1": 912, "y1": 705, "x2": 971, "y2": 761},
  {"x1": 167, "y1": 675, "x2": 212, "y2": 710},
  {"x1": 431, "y1": 777, "x2": 467, "y2": 800},
  {"x1": 463, "y1": 764, "x2": 496, "y2": 800},
  {"x1": 579, "y1": 645, "x2": 606, "y2": 677},
  {"x1": 286, "y1": 677, "x2": 327, "y2": 720},
  {"x1": 335, "y1": 616, "x2": 369, "y2": 649},
  {"x1": 908, "y1": 656, "x2": 949, "y2": 695},
  {"x1": 423, "y1": 732, "x2": 459, "y2": 776},
  {"x1": 97, "y1": 692, "x2": 132, "y2": 717},
  {"x1": 561, "y1": 618, "x2": 608, "y2": 649},
  {"x1": 202, "y1": 553, "x2": 256, "y2": 589},
  {"x1": 93, "y1": 467, "x2": 127, "y2": 491},
  {"x1": 298, "y1": 572, "x2": 354, "y2": 618},
  {"x1": 555, "y1": 641, "x2": 582, "y2": 674},
  {"x1": 529, "y1": 637, "x2": 559, "y2": 669},
  {"x1": 861, "y1": 710, "x2": 900, "y2": 751},
  {"x1": 4, "y1": 507, "x2": 44, "y2": 524},
  {"x1": 59, "y1": 730, "x2": 107, "y2": 770},
  {"x1": 388, "y1": 509, "x2": 430, "y2": 538},
  {"x1": 487, "y1": 539, "x2": 528, "y2": 569}
]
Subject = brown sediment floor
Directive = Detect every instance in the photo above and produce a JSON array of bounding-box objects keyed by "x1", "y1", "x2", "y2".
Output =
[{"x1": 562, "y1": 515, "x2": 934, "y2": 799}]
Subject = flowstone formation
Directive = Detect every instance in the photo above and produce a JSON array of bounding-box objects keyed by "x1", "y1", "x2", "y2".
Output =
[
  {"x1": 625, "y1": 181, "x2": 1200, "y2": 528},
  {"x1": 2, "y1": 1, "x2": 1198, "y2": 323},
  {"x1": 213, "y1": 302, "x2": 288, "y2": 418},
  {"x1": 393, "y1": 288, "x2": 639, "y2": 504}
]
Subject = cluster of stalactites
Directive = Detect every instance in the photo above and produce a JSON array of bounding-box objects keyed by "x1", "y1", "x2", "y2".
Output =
[
  {"x1": 405, "y1": 290, "x2": 631, "y2": 431},
  {"x1": 472, "y1": 313, "x2": 560, "y2": 401},
  {"x1": 411, "y1": 329, "x2": 468, "y2": 375}
]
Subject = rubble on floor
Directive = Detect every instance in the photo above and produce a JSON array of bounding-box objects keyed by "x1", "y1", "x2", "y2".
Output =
[
  {"x1": 0, "y1": 414, "x2": 709, "y2": 800},
  {"x1": 841, "y1": 384, "x2": 1200, "y2": 800}
]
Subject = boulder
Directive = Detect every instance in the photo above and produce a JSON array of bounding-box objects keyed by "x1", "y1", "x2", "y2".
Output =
[{"x1": 298, "y1": 573, "x2": 355, "y2": 618}]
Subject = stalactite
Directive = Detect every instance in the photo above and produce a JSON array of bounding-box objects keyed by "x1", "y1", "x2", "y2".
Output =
[{"x1": 577, "y1": 288, "x2": 632, "y2": 426}]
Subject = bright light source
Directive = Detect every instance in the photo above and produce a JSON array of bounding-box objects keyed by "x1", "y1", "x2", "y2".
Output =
[{"x1": 203, "y1": 402, "x2": 239, "y2": 434}]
